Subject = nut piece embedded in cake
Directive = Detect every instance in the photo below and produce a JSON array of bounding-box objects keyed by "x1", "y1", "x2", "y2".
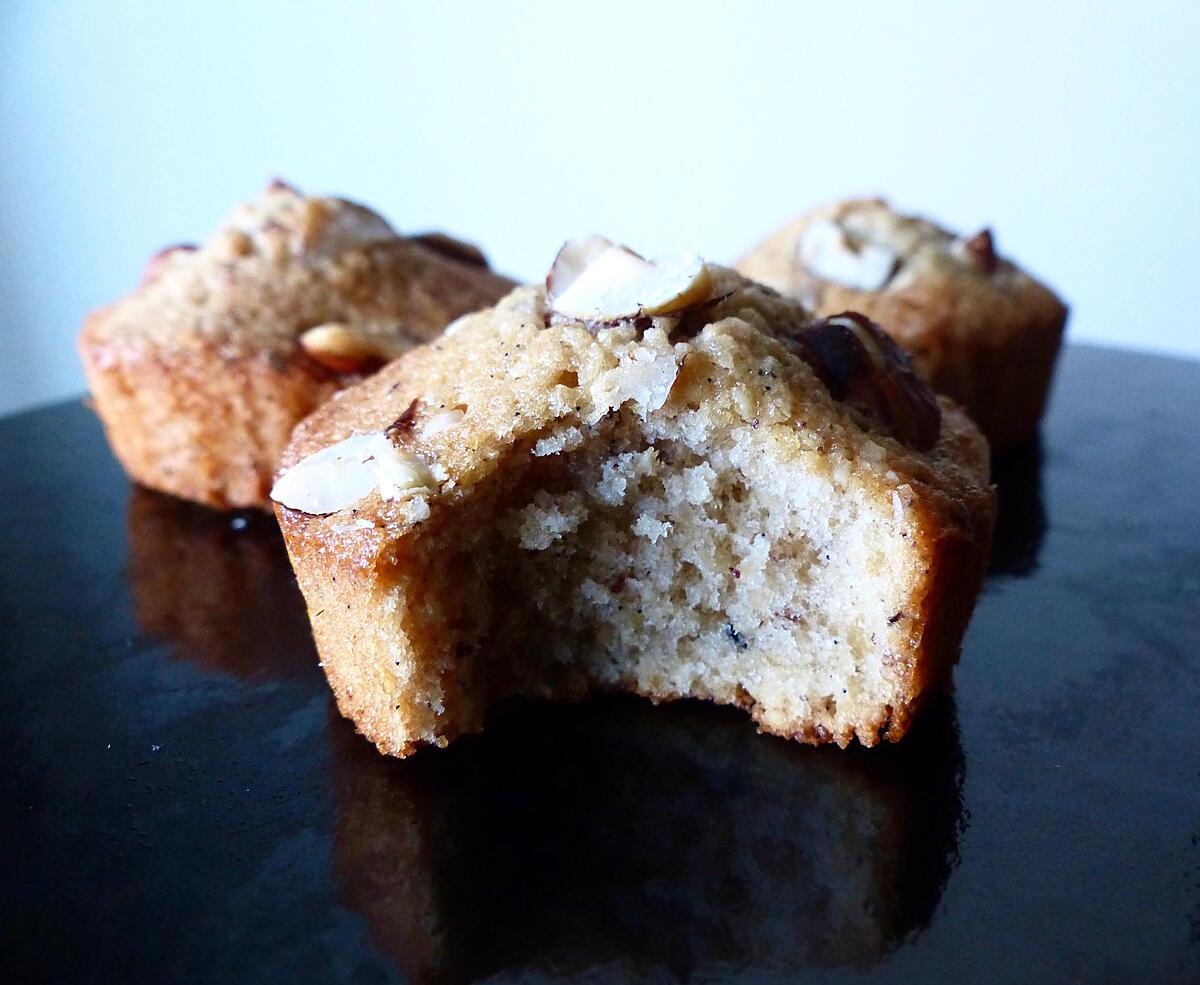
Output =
[
  {"x1": 796, "y1": 219, "x2": 898, "y2": 291},
  {"x1": 271, "y1": 431, "x2": 434, "y2": 515},
  {"x1": 546, "y1": 237, "x2": 714, "y2": 322},
  {"x1": 795, "y1": 312, "x2": 941, "y2": 451},
  {"x1": 545, "y1": 235, "x2": 619, "y2": 298},
  {"x1": 299, "y1": 323, "x2": 397, "y2": 375},
  {"x1": 956, "y1": 228, "x2": 999, "y2": 273}
]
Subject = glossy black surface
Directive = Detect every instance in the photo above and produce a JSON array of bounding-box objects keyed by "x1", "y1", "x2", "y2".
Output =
[{"x1": 2, "y1": 345, "x2": 1198, "y2": 984}]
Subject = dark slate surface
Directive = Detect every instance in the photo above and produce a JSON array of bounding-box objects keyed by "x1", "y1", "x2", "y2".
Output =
[{"x1": 2, "y1": 345, "x2": 1198, "y2": 984}]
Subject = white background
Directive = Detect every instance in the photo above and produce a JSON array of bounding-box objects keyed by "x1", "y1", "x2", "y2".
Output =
[{"x1": 2, "y1": 0, "x2": 1197, "y2": 416}]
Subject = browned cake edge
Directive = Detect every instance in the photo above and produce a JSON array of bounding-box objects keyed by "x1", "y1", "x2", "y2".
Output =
[{"x1": 81, "y1": 242, "x2": 515, "y2": 510}]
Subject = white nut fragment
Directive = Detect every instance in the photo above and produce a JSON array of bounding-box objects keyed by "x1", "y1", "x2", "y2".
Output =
[
  {"x1": 547, "y1": 238, "x2": 714, "y2": 321},
  {"x1": 545, "y1": 234, "x2": 618, "y2": 299},
  {"x1": 797, "y1": 219, "x2": 898, "y2": 291},
  {"x1": 374, "y1": 446, "x2": 436, "y2": 502},
  {"x1": 271, "y1": 432, "x2": 433, "y2": 515},
  {"x1": 420, "y1": 409, "x2": 465, "y2": 439}
]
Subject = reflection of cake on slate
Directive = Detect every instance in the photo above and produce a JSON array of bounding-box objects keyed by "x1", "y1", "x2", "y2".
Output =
[
  {"x1": 81, "y1": 181, "x2": 514, "y2": 510},
  {"x1": 275, "y1": 239, "x2": 995, "y2": 755},
  {"x1": 332, "y1": 695, "x2": 965, "y2": 980},
  {"x1": 127, "y1": 487, "x2": 317, "y2": 679},
  {"x1": 737, "y1": 199, "x2": 1068, "y2": 448}
]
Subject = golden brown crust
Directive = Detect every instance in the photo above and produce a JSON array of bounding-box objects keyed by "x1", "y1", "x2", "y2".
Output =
[
  {"x1": 276, "y1": 275, "x2": 995, "y2": 755},
  {"x1": 886, "y1": 436, "x2": 995, "y2": 738},
  {"x1": 736, "y1": 199, "x2": 1068, "y2": 448},
  {"x1": 80, "y1": 185, "x2": 514, "y2": 509}
]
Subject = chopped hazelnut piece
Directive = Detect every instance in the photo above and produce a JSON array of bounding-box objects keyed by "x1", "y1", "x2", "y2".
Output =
[
  {"x1": 961, "y1": 228, "x2": 999, "y2": 273},
  {"x1": 299, "y1": 323, "x2": 393, "y2": 375},
  {"x1": 796, "y1": 219, "x2": 898, "y2": 291},
  {"x1": 271, "y1": 432, "x2": 434, "y2": 515},
  {"x1": 546, "y1": 236, "x2": 714, "y2": 323},
  {"x1": 796, "y1": 312, "x2": 941, "y2": 450}
]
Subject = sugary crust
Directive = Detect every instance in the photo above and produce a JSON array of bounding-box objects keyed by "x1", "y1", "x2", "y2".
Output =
[
  {"x1": 736, "y1": 199, "x2": 1068, "y2": 447},
  {"x1": 276, "y1": 275, "x2": 995, "y2": 754},
  {"x1": 80, "y1": 187, "x2": 514, "y2": 509}
]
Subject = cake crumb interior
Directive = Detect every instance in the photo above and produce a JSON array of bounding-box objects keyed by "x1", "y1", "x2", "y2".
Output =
[{"x1": 387, "y1": 399, "x2": 920, "y2": 748}]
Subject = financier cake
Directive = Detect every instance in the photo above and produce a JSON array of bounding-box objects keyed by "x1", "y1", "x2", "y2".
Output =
[
  {"x1": 736, "y1": 198, "x2": 1069, "y2": 448},
  {"x1": 79, "y1": 180, "x2": 514, "y2": 509},
  {"x1": 273, "y1": 238, "x2": 996, "y2": 755}
]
